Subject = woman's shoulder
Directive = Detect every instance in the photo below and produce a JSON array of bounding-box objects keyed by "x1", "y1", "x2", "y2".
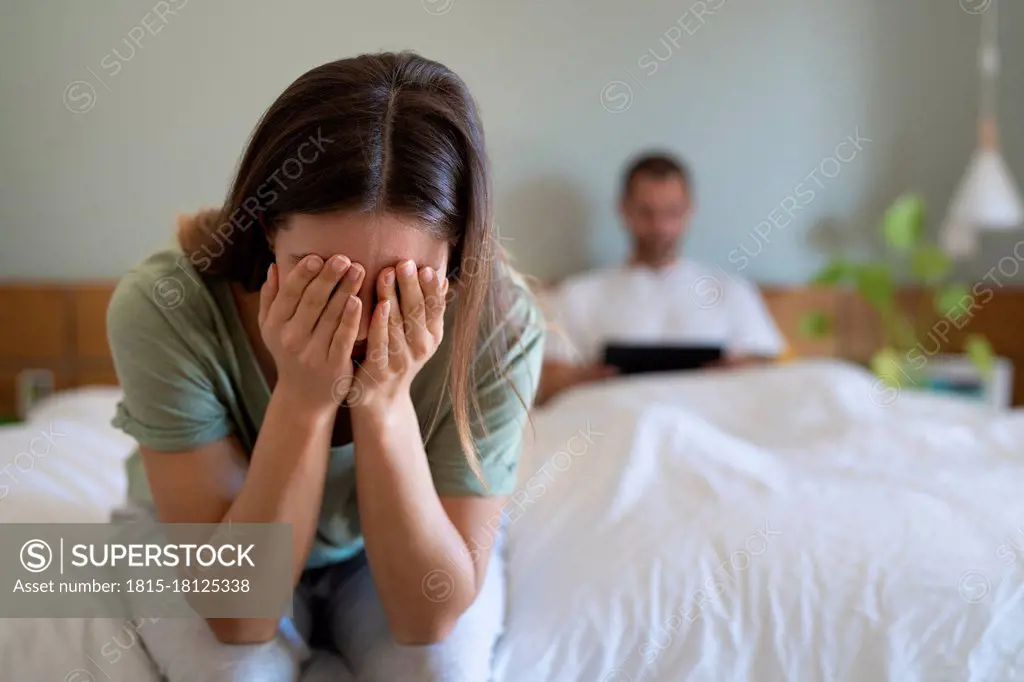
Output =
[
  {"x1": 491, "y1": 265, "x2": 545, "y2": 331},
  {"x1": 504, "y1": 269, "x2": 544, "y2": 324},
  {"x1": 107, "y1": 236, "x2": 223, "y2": 348},
  {"x1": 475, "y1": 268, "x2": 546, "y2": 371},
  {"x1": 106, "y1": 236, "x2": 239, "y2": 454}
]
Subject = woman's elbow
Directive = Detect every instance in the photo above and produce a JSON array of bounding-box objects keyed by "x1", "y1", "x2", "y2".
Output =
[{"x1": 207, "y1": 617, "x2": 279, "y2": 645}]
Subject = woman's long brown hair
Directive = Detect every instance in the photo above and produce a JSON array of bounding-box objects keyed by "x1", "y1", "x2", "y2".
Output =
[{"x1": 178, "y1": 52, "x2": 519, "y2": 481}]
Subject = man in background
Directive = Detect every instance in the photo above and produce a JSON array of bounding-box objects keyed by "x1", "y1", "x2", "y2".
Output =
[{"x1": 537, "y1": 151, "x2": 785, "y2": 405}]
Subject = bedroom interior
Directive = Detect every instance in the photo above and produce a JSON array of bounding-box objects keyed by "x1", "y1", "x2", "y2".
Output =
[
  {"x1": 7, "y1": 281, "x2": 1024, "y2": 417},
  {"x1": 4, "y1": 0, "x2": 1024, "y2": 680}
]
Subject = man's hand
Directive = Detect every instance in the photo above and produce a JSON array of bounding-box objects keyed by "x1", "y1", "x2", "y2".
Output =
[
  {"x1": 702, "y1": 355, "x2": 774, "y2": 370},
  {"x1": 536, "y1": 360, "x2": 618, "y2": 406},
  {"x1": 574, "y1": 363, "x2": 620, "y2": 383}
]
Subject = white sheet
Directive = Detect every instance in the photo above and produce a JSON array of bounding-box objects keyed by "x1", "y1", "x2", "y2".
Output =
[
  {"x1": 496, "y1": 359, "x2": 1024, "y2": 682},
  {"x1": 0, "y1": 387, "x2": 161, "y2": 681},
  {"x1": 8, "y1": 365, "x2": 1024, "y2": 682}
]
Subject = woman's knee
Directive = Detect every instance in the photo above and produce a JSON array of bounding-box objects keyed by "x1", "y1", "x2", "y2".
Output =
[
  {"x1": 344, "y1": 539, "x2": 507, "y2": 682},
  {"x1": 355, "y1": 641, "x2": 492, "y2": 682},
  {"x1": 198, "y1": 644, "x2": 300, "y2": 682}
]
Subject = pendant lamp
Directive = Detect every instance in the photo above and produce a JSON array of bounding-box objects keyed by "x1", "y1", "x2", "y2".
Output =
[{"x1": 940, "y1": 0, "x2": 1024, "y2": 258}]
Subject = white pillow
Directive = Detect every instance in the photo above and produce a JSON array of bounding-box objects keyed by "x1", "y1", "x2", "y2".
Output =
[
  {"x1": 26, "y1": 386, "x2": 125, "y2": 434},
  {"x1": 2, "y1": 387, "x2": 134, "y2": 524}
]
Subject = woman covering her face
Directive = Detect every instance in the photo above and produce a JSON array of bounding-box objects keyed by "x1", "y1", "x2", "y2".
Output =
[{"x1": 107, "y1": 51, "x2": 544, "y2": 682}]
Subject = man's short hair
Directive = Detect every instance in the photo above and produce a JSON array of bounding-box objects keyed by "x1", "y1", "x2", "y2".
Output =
[{"x1": 621, "y1": 152, "x2": 692, "y2": 198}]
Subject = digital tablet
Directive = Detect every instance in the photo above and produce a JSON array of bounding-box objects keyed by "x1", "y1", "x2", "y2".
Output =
[{"x1": 603, "y1": 343, "x2": 723, "y2": 375}]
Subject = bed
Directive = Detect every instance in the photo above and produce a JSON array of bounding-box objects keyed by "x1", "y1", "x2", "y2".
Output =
[
  {"x1": 498, "y1": 361, "x2": 1024, "y2": 682},
  {"x1": 0, "y1": 387, "x2": 162, "y2": 681},
  {"x1": 3, "y1": 284, "x2": 1024, "y2": 681}
]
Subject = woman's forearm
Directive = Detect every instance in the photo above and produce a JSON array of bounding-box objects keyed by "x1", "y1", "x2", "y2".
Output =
[
  {"x1": 209, "y1": 383, "x2": 334, "y2": 644},
  {"x1": 228, "y1": 383, "x2": 334, "y2": 582},
  {"x1": 352, "y1": 394, "x2": 475, "y2": 644}
]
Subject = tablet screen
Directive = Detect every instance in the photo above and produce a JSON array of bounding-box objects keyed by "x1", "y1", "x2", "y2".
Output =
[{"x1": 603, "y1": 343, "x2": 723, "y2": 375}]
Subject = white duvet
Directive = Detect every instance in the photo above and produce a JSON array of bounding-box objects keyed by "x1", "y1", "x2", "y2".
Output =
[
  {"x1": 496, "y1": 360, "x2": 1024, "y2": 682},
  {"x1": 5, "y1": 362, "x2": 1024, "y2": 681}
]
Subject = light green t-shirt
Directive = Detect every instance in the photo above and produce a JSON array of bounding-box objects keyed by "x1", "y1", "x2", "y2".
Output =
[{"x1": 106, "y1": 242, "x2": 544, "y2": 569}]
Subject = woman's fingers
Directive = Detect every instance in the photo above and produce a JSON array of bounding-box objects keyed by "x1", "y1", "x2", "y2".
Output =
[
  {"x1": 310, "y1": 283, "x2": 352, "y2": 360},
  {"x1": 337, "y1": 261, "x2": 365, "y2": 300},
  {"x1": 396, "y1": 260, "x2": 425, "y2": 320},
  {"x1": 396, "y1": 260, "x2": 431, "y2": 354},
  {"x1": 365, "y1": 299, "x2": 391, "y2": 374},
  {"x1": 311, "y1": 260, "x2": 364, "y2": 355},
  {"x1": 266, "y1": 255, "x2": 323, "y2": 327},
  {"x1": 289, "y1": 255, "x2": 350, "y2": 335},
  {"x1": 258, "y1": 263, "x2": 278, "y2": 328},
  {"x1": 329, "y1": 296, "x2": 362, "y2": 365},
  {"x1": 423, "y1": 267, "x2": 445, "y2": 341},
  {"x1": 377, "y1": 266, "x2": 403, "y2": 337}
]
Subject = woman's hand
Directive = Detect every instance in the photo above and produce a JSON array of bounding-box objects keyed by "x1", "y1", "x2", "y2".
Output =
[
  {"x1": 352, "y1": 260, "x2": 447, "y2": 411},
  {"x1": 259, "y1": 254, "x2": 365, "y2": 414}
]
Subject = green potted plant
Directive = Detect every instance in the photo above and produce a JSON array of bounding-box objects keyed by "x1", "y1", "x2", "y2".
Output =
[{"x1": 800, "y1": 193, "x2": 994, "y2": 388}]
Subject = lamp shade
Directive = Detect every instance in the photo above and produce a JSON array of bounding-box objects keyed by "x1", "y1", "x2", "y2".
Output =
[
  {"x1": 947, "y1": 147, "x2": 1024, "y2": 228},
  {"x1": 940, "y1": 147, "x2": 1024, "y2": 257},
  {"x1": 938, "y1": 0, "x2": 1023, "y2": 258}
]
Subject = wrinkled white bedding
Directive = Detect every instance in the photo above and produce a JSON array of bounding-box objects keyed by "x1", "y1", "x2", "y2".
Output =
[
  {"x1": 6, "y1": 362, "x2": 1024, "y2": 682},
  {"x1": 496, "y1": 360, "x2": 1024, "y2": 682},
  {"x1": 0, "y1": 388, "x2": 160, "y2": 681}
]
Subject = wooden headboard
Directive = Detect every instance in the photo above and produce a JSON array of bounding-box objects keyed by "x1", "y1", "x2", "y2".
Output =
[
  {"x1": 2, "y1": 282, "x2": 1024, "y2": 414},
  {"x1": 0, "y1": 284, "x2": 119, "y2": 416},
  {"x1": 764, "y1": 286, "x2": 1024, "y2": 405}
]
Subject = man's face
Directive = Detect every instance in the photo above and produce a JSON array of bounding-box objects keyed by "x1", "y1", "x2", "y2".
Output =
[{"x1": 620, "y1": 174, "x2": 693, "y2": 259}]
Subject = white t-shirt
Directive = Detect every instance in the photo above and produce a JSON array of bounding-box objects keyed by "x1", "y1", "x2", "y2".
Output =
[{"x1": 541, "y1": 259, "x2": 786, "y2": 365}]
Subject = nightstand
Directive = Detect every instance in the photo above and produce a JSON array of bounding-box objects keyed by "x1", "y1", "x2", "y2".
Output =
[{"x1": 917, "y1": 354, "x2": 1014, "y2": 409}]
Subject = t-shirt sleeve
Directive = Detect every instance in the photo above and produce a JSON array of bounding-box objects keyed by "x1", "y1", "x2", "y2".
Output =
[
  {"x1": 728, "y1": 280, "x2": 786, "y2": 358},
  {"x1": 107, "y1": 276, "x2": 232, "y2": 451},
  {"x1": 425, "y1": 295, "x2": 545, "y2": 497}
]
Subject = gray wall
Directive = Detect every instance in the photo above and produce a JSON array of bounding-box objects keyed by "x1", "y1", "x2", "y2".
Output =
[{"x1": 1, "y1": 0, "x2": 1021, "y2": 284}]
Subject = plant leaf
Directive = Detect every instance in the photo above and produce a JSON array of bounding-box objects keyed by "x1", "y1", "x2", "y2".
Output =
[
  {"x1": 799, "y1": 311, "x2": 832, "y2": 338},
  {"x1": 870, "y1": 346, "x2": 904, "y2": 386},
  {"x1": 883, "y1": 193, "x2": 925, "y2": 252},
  {"x1": 892, "y1": 315, "x2": 919, "y2": 351},
  {"x1": 811, "y1": 259, "x2": 852, "y2": 286},
  {"x1": 964, "y1": 333, "x2": 995, "y2": 378},
  {"x1": 855, "y1": 264, "x2": 894, "y2": 311},
  {"x1": 934, "y1": 283, "x2": 972, "y2": 321},
  {"x1": 910, "y1": 245, "x2": 952, "y2": 284}
]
